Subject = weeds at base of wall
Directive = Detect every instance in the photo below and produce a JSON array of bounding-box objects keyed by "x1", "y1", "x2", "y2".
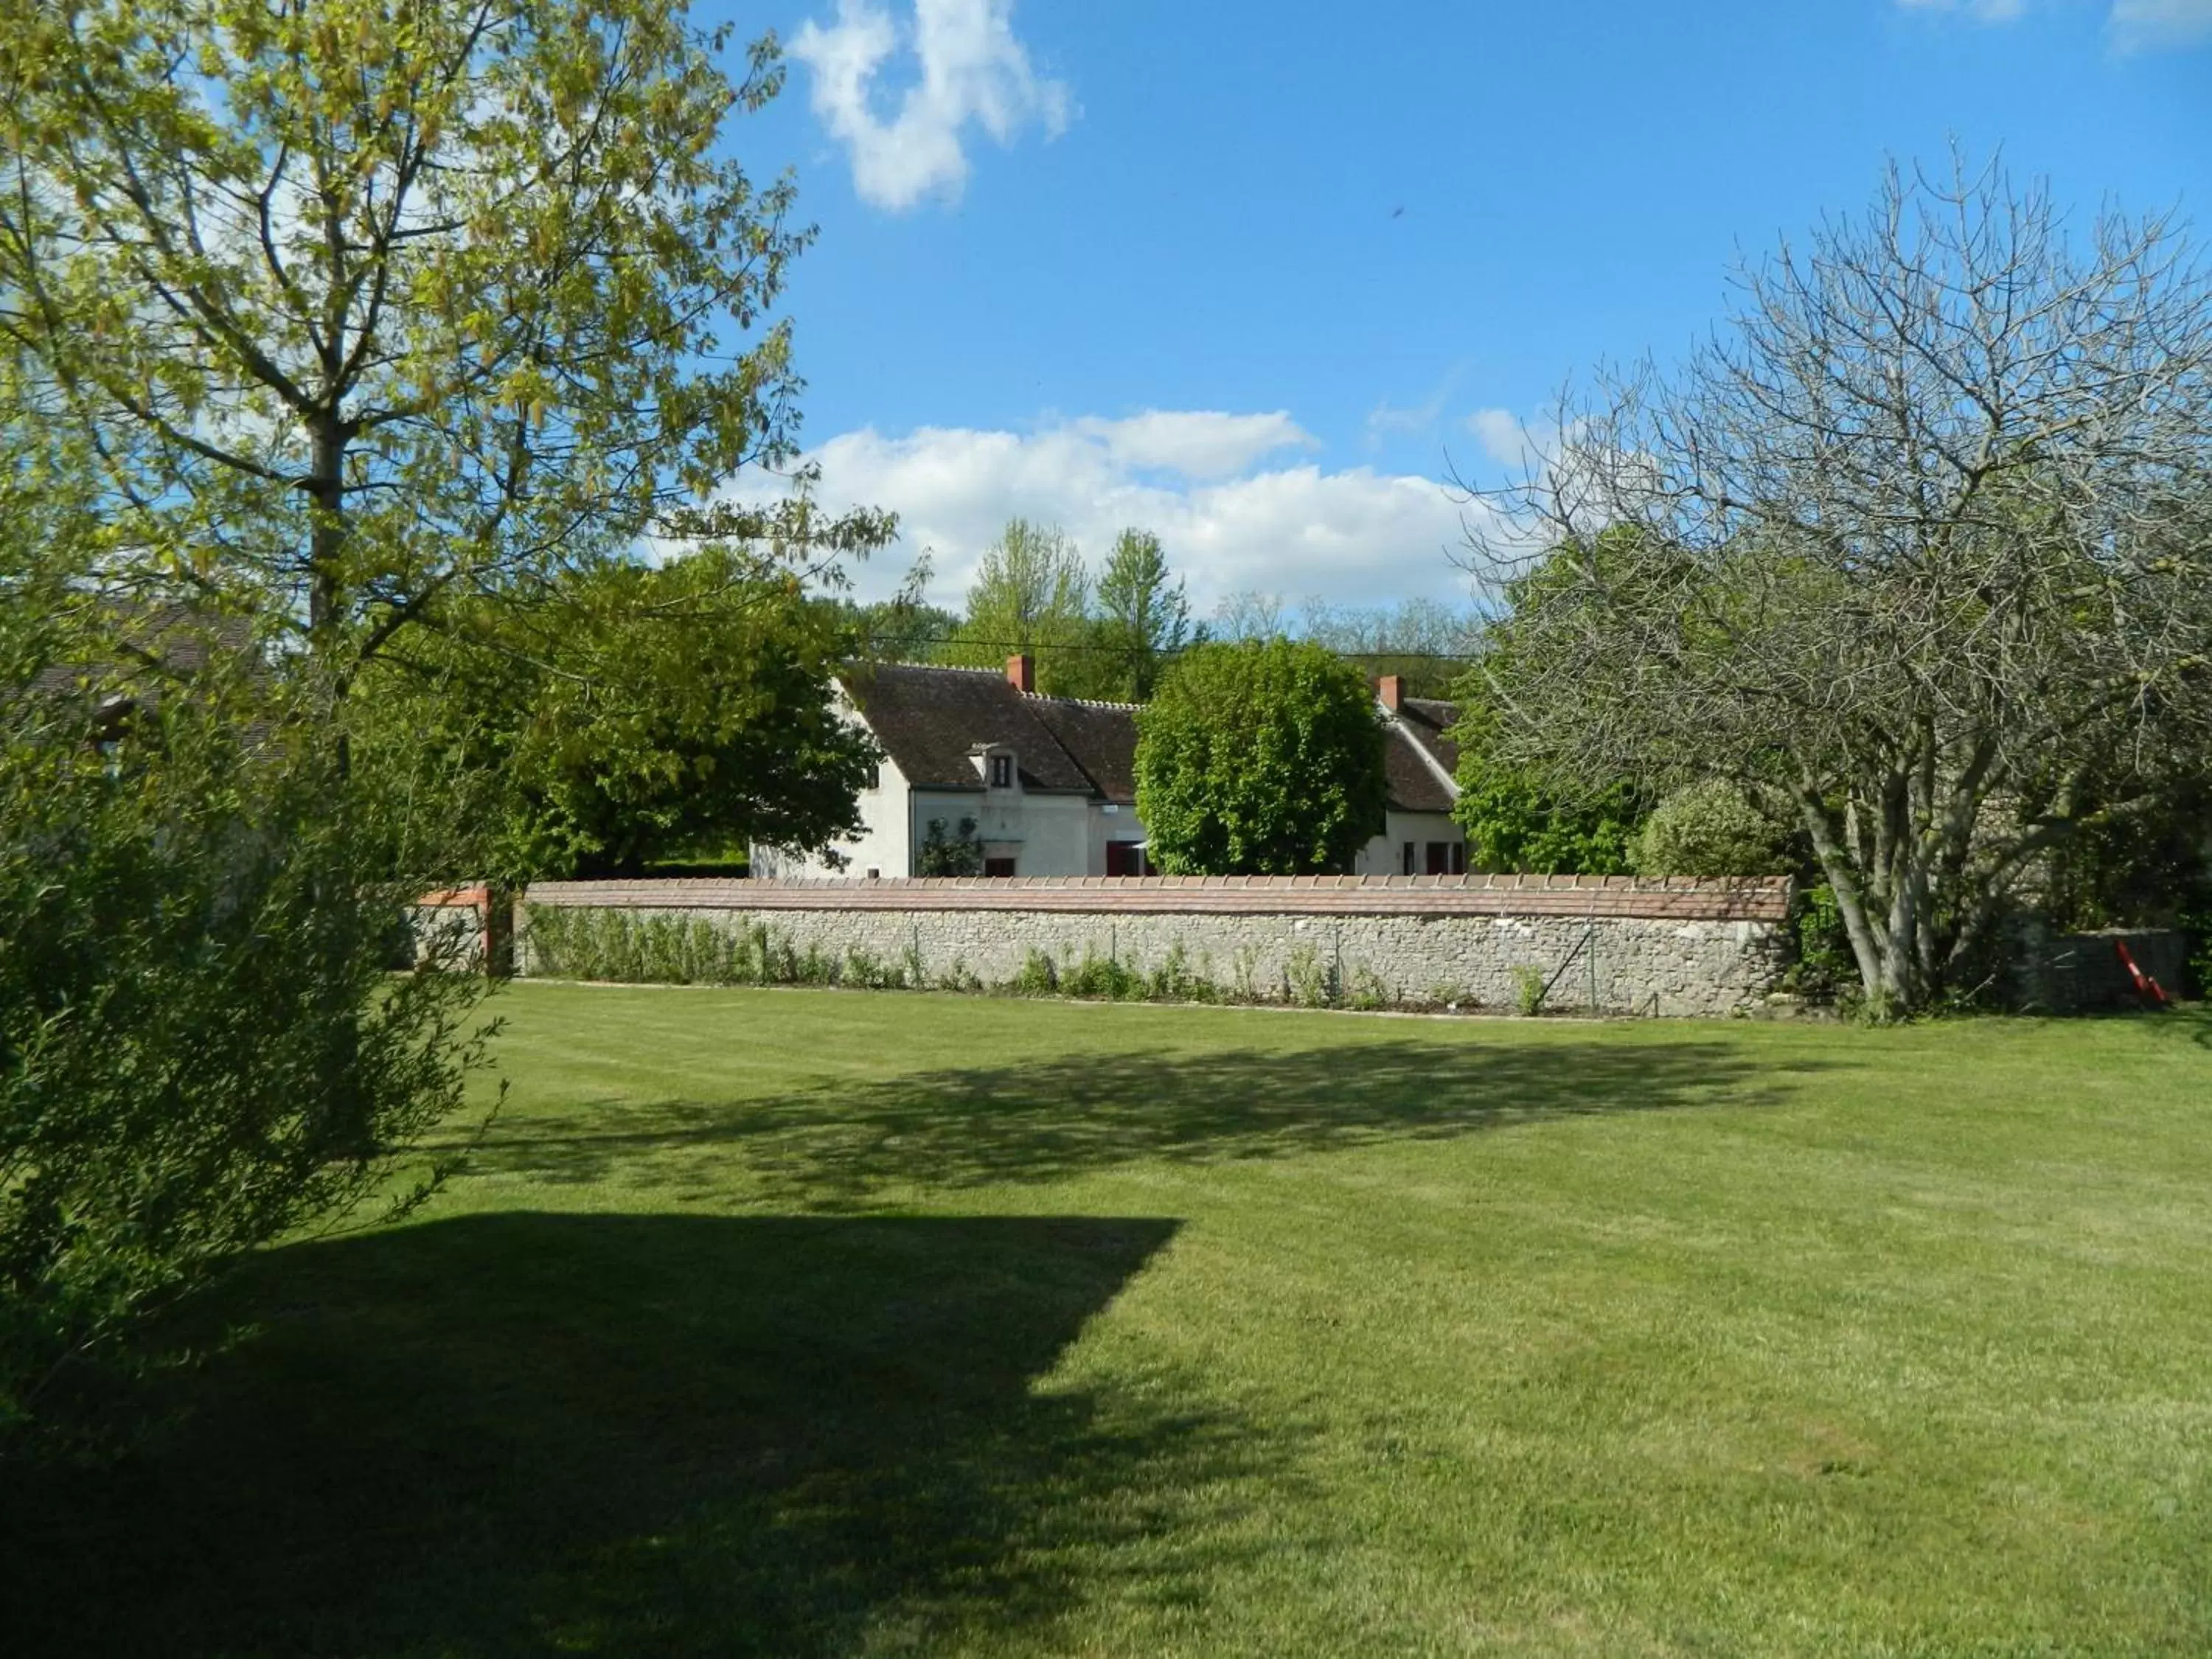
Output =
[
  {"x1": 1511, "y1": 964, "x2": 1549, "y2": 1018},
  {"x1": 1346, "y1": 964, "x2": 1393, "y2": 1012},
  {"x1": 522, "y1": 905, "x2": 1513, "y2": 1012}
]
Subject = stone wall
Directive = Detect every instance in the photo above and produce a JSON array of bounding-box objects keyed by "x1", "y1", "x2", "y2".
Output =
[
  {"x1": 516, "y1": 874, "x2": 1796, "y2": 1018},
  {"x1": 408, "y1": 886, "x2": 493, "y2": 968}
]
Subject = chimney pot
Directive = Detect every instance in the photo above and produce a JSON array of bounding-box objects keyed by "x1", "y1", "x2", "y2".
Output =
[
  {"x1": 1007, "y1": 653, "x2": 1035, "y2": 695},
  {"x1": 1377, "y1": 674, "x2": 1404, "y2": 712}
]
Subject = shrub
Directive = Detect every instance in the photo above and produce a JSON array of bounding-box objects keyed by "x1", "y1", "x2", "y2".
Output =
[
  {"x1": 1010, "y1": 949, "x2": 1060, "y2": 996},
  {"x1": 1231, "y1": 946, "x2": 1261, "y2": 1003},
  {"x1": 1512, "y1": 964, "x2": 1549, "y2": 1016},
  {"x1": 1286, "y1": 944, "x2": 1331, "y2": 1008},
  {"x1": 1145, "y1": 940, "x2": 1215, "y2": 1003},
  {"x1": 1, "y1": 652, "x2": 493, "y2": 1447},
  {"x1": 1346, "y1": 964, "x2": 1391, "y2": 1011},
  {"x1": 1789, "y1": 884, "x2": 1857, "y2": 1004},
  {"x1": 917, "y1": 816, "x2": 984, "y2": 877},
  {"x1": 1063, "y1": 950, "x2": 1144, "y2": 1001},
  {"x1": 1632, "y1": 781, "x2": 1788, "y2": 877}
]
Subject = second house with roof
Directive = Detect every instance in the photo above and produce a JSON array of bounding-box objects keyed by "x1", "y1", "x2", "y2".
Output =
[{"x1": 753, "y1": 655, "x2": 1466, "y2": 880}]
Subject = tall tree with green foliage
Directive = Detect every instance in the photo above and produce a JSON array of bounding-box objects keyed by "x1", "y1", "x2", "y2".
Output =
[
  {"x1": 1450, "y1": 558, "x2": 1645, "y2": 874},
  {"x1": 1135, "y1": 640, "x2": 1387, "y2": 874},
  {"x1": 939, "y1": 519, "x2": 1091, "y2": 692},
  {"x1": 0, "y1": 0, "x2": 887, "y2": 706},
  {"x1": 1088, "y1": 529, "x2": 1190, "y2": 701},
  {"x1": 0, "y1": 1, "x2": 872, "y2": 1439},
  {"x1": 1453, "y1": 755, "x2": 1643, "y2": 877}
]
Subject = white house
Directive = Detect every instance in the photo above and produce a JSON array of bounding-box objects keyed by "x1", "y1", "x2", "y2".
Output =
[
  {"x1": 754, "y1": 655, "x2": 1152, "y2": 879},
  {"x1": 754, "y1": 658, "x2": 1466, "y2": 880},
  {"x1": 1352, "y1": 675, "x2": 1468, "y2": 877}
]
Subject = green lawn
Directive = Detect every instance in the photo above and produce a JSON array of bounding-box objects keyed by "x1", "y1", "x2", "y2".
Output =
[{"x1": 10, "y1": 987, "x2": 2212, "y2": 1657}]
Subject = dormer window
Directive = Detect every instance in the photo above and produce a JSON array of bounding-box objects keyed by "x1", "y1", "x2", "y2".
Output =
[{"x1": 989, "y1": 753, "x2": 1014, "y2": 788}]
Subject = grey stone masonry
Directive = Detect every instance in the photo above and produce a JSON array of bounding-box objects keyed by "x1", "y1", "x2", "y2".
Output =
[{"x1": 518, "y1": 874, "x2": 1795, "y2": 1018}]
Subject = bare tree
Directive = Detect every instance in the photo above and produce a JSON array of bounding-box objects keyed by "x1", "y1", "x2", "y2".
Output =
[{"x1": 1457, "y1": 156, "x2": 2212, "y2": 1014}]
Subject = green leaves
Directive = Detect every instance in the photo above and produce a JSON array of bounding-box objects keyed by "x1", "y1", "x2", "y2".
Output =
[
  {"x1": 1134, "y1": 640, "x2": 1388, "y2": 876},
  {"x1": 0, "y1": 605, "x2": 495, "y2": 1446},
  {"x1": 353, "y1": 543, "x2": 881, "y2": 880},
  {"x1": 0, "y1": 0, "x2": 815, "y2": 681}
]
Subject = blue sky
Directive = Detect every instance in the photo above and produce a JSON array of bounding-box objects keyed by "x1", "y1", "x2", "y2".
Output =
[{"x1": 703, "y1": 0, "x2": 2212, "y2": 614}]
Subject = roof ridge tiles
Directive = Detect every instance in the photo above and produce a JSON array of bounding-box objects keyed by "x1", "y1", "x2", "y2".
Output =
[{"x1": 1026, "y1": 692, "x2": 1142, "y2": 710}]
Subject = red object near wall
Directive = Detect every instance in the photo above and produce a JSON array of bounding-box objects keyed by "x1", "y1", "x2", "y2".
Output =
[{"x1": 2115, "y1": 939, "x2": 2169, "y2": 1006}]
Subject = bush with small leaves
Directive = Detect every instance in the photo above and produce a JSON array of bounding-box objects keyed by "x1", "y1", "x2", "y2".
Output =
[
  {"x1": 1632, "y1": 782, "x2": 1788, "y2": 877},
  {"x1": 1, "y1": 633, "x2": 494, "y2": 1447}
]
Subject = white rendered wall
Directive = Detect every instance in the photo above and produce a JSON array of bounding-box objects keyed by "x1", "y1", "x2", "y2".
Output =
[{"x1": 1354, "y1": 811, "x2": 1467, "y2": 876}]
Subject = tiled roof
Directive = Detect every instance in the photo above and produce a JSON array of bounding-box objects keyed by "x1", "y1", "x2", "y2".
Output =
[
  {"x1": 1398, "y1": 698, "x2": 1461, "y2": 773},
  {"x1": 845, "y1": 664, "x2": 1104, "y2": 795},
  {"x1": 24, "y1": 602, "x2": 257, "y2": 711},
  {"x1": 846, "y1": 664, "x2": 1461, "y2": 814},
  {"x1": 1383, "y1": 697, "x2": 1461, "y2": 814},
  {"x1": 1385, "y1": 726, "x2": 1455, "y2": 813},
  {"x1": 1027, "y1": 697, "x2": 1139, "y2": 804}
]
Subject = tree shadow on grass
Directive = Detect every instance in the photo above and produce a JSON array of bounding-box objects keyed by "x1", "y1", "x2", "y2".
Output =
[
  {"x1": 454, "y1": 1034, "x2": 1834, "y2": 1208},
  {"x1": 2, "y1": 1211, "x2": 1268, "y2": 1658}
]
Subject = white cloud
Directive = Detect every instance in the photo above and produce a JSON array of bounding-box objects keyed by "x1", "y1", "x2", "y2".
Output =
[
  {"x1": 2109, "y1": 0, "x2": 2212, "y2": 49},
  {"x1": 1068, "y1": 410, "x2": 1315, "y2": 479},
  {"x1": 790, "y1": 0, "x2": 1071, "y2": 210},
  {"x1": 735, "y1": 411, "x2": 1492, "y2": 611},
  {"x1": 1364, "y1": 389, "x2": 1450, "y2": 447},
  {"x1": 1361, "y1": 366, "x2": 1477, "y2": 451},
  {"x1": 1464, "y1": 408, "x2": 1533, "y2": 470}
]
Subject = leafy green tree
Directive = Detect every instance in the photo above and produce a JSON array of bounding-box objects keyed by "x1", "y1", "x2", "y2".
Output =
[
  {"x1": 0, "y1": 599, "x2": 493, "y2": 1447},
  {"x1": 358, "y1": 545, "x2": 878, "y2": 879},
  {"x1": 1135, "y1": 640, "x2": 1387, "y2": 874},
  {"x1": 939, "y1": 520, "x2": 1091, "y2": 692},
  {"x1": 1453, "y1": 765, "x2": 1641, "y2": 875},
  {"x1": 0, "y1": 1, "x2": 872, "y2": 1442},
  {"x1": 0, "y1": 0, "x2": 883, "y2": 706},
  {"x1": 1086, "y1": 529, "x2": 1190, "y2": 701}
]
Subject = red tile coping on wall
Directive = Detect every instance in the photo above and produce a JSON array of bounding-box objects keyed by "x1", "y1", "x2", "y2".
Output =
[
  {"x1": 418, "y1": 885, "x2": 489, "y2": 908},
  {"x1": 518, "y1": 874, "x2": 1794, "y2": 922}
]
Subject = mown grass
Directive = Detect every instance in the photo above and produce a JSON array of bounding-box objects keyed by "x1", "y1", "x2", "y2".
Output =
[{"x1": 8, "y1": 987, "x2": 2211, "y2": 1657}]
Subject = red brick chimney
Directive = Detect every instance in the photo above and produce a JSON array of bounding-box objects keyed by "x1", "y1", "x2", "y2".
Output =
[
  {"x1": 1006, "y1": 653, "x2": 1035, "y2": 695},
  {"x1": 1377, "y1": 674, "x2": 1404, "y2": 712}
]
